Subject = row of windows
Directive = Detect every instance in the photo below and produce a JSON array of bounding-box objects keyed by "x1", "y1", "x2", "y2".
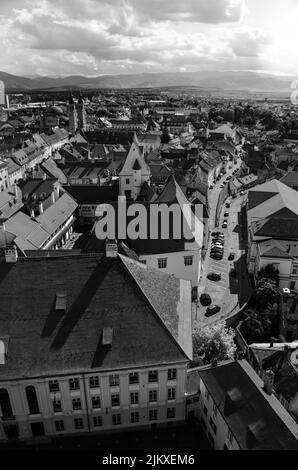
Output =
[
  {"x1": 49, "y1": 369, "x2": 177, "y2": 392},
  {"x1": 158, "y1": 257, "x2": 193, "y2": 269},
  {"x1": 51, "y1": 388, "x2": 176, "y2": 413},
  {"x1": 55, "y1": 408, "x2": 176, "y2": 432}
]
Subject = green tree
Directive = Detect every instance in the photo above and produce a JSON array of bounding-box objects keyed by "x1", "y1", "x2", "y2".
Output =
[
  {"x1": 257, "y1": 264, "x2": 279, "y2": 285},
  {"x1": 193, "y1": 321, "x2": 236, "y2": 364}
]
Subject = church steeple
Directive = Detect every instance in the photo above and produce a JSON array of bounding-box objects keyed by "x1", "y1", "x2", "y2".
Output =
[{"x1": 67, "y1": 89, "x2": 78, "y2": 134}]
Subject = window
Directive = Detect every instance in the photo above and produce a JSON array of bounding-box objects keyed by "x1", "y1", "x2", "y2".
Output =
[
  {"x1": 69, "y1": 378, "x2": 80, "y2": 391},
  {"x1": 148, "y1": 370, "x2": 158, "y2": 383},
  {"x1": 26, "y1": 386, "x2": 40, "y2": 415},
  {"x1": 112, "y1": 414, "x2": 121, "y2": 425},
  {"x1": 149, "y1": 409, "x2": 158, "y2": 421},
  {"x1": 129, "y1": 372, "x2": 139, "y2": 385},
  {"x1": 111, "y1": 394, "x2": 120, "y2": 407},
  {"x1": 126, "y1": 178, "x2": 130, "y2": 184},
  {"x1": 53, "y1": 399, "x2": 62, "y2": 413},
  {"x1": 167, "y1": 388, "x2": 176, "y2": 401},
  {"x1": 74, "y1": 418, "x2": 84, "y2": 430},
  {"x1": 49, "y1": 380, "x2": 59, "y2": 393},
  {"x1": 209, "y1": 416, "x2": 217, "y2": 435},
  {"x1": 290, "y1": 281, "x2": 296, "y2": 290},
  {"x1": 109, "y1": 374, "x2": 119, "y2": 387},
  {"x1": 140, "y1": 260, "x2": 147, "y2": 265},
  {"x1": 149, "y1": 390, "x2": 158, "y2": 402},
  {"x1": 168, "y1": 368, "x2": 177, "y2": 381},
  {"x1": 292, "y1": 265, "x2": 298, "y2": 275},
  {"x1": 158, "y1": 258, "x2": 167, "y2": 269},
  {"x1": 0, "y1": 388, "x2": 13, "y2": 419},
  {"x1": 91, "y1": 396, "x2": 101, "y2": 409},
  {"x1": 184, "y1": 256, "x2": 193, "y2": 266},
  {"x1": 130, "y1": 411, "x2": 139, "y2": 423},
  {"x1": 89, "y1": 376, "x2": 99, "y2": 389},
  {"x1": 167, "y1": 407, "x2": 175, "y2": 419},
  {"x1": 72, "y1": 398, "x2": 82, "y2": 411},
  {"x1": 55, "y1": 420, "x2": 64, "y2": 432},
  {"x1": 93, "y1": 416, "x2": 102, "y2": 427},
  {"x1": 203, "y1": 405, "x2": 208, "y2": 416},
  {"x1": 130, "y1": 392, "x2": 139, "y2": 405}
]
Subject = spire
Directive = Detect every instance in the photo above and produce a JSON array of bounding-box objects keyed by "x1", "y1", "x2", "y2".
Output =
[
  {"x1": 68, "y1": 90, "x2": 74, "y2": 105},
  {"x1": 78, "y1": 91, "x2": 83, "y2": 104}
]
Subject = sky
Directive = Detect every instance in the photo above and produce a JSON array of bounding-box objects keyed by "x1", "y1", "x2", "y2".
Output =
[{"x1": 0, "y1": 0, "x2": 297, "y2": 77}]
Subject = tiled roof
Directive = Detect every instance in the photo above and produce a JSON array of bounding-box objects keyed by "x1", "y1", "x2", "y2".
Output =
[
  {"x1": 36, "y1": 193, "x2": 77, "y2": 233},
  {"x1": 64, "y1": 184, "x2": 118, "y2": 205},
  {"x1": 198, "y1": 360, "x2": 298, "y2": 450},
  {"x1": 0, "y1": 253, "x2": 190, "y2": 380}
]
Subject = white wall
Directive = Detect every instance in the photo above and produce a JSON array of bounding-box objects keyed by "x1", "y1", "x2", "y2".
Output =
[{"x1": 0, "y1": 362, "x2": 188, "y2": 441}]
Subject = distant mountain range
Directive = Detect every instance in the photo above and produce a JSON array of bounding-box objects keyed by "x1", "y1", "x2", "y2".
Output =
[{"x1": 0, "y1": 70, "x2": 294, "y2": 93}]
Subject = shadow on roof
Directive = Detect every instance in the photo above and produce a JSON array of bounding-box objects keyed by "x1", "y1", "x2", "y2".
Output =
[{"x1": 50, "y1": 258, "x2": 112, "y2": 350}]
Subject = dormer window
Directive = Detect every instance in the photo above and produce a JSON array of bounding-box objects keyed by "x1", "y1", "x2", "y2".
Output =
[{"x1": 55, "y1": 292, "x2": 67, "y2": 312}]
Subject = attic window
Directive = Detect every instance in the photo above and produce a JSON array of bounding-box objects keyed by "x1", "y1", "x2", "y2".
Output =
[
  {"x1": 102, "y1": 327, "x2": 113, "y2": 347},
  {"x1": 56, "y1": 291, "x2": 67, "y2": 312},
  {"x1": 0, "y1": 336, "x2": 9, "y2": 365}
]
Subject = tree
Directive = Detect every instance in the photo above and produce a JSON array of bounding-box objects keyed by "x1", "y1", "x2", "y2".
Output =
[
  {"x1": 254, "y1": 277, "x2": 280, "y2": 310},
  {"x1": 193, "y1": 321, "x2": 236, "y2": 364},
  {"x1": 257, "y1": 264, "x2": 279, "y2": 285}
]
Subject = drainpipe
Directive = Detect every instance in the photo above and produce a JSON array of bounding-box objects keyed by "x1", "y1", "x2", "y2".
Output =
[{"x1": 82, "y1": 373, "x2": 91, "y2": 433}]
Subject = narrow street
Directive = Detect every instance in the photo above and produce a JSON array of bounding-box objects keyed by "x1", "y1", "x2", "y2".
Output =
[{"x1": 195, "y1": 157, "x2": 252, "y2": 327}]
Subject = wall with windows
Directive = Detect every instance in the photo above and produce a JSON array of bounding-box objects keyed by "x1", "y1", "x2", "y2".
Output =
[
  {"x1": 194, "y1": 379, "x2": 240, "y2": 450},
  {"x1": 0, "y1": 363, "x2": 187, "y2": 441},
  {"x1": 139, "y1": 249, "x2": 201, "y2": 287}
]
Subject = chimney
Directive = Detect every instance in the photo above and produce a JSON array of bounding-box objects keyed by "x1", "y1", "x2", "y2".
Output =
[
  {"x1": 13, "y1": 183, "x2": 19, "y2": 198},
  {"x1": 105, "y1": 239, "x2": 118, "y2": 258},
  {"x1": 4, "y1": 246, "x2": 18, "y2": 263},
  {"x1": 51, "y1": 191, "x2": 55, "y2": 204},
  {"x1": 39, "y1": 201, "x2": 44, "y2": 214},
  {"x1": 263, "y1": 369, "x2": 275, "y2": 395},
  {"x1": 0, "y1": 219, "x2": 6, "y2": 248},
  {"x1": 30, "y1": 208, "x2": 35, "y2": 219}
]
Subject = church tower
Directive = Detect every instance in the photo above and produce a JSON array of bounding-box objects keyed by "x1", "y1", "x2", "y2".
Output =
[
  {"x1": 67, "y1": 92, "x2": 78, "y2": 134},
  {"x1": 77, "y1": 92, "x2": 87, "y2": 131},
  {"x1": 119, "y1": 136, "x2": 151, "y2": 200}
]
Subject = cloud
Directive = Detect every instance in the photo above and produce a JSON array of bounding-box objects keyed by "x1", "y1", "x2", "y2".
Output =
[{"x1": 0, "y1": 0, "x2": 282, "y2": 76}]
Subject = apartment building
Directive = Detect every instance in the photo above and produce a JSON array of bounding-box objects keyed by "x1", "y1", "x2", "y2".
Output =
[
  {"x1": 246, "y1": 179, "x2": 298, "y2": 287},
  {"x1": 186, "y1": 360, "x2": 298, "y2": 450},
  {"x1": 0, "y1": 248, "x2": 192, "y2": 442}
]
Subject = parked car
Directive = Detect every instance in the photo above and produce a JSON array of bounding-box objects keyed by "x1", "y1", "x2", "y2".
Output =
[
  {"x1": 211, "y1": 231, "x2": 223, "y2": 236},
  {"x1": 209, "y1": 185, "x2": 214, "y2": 190},
  {"x1": 200, "y1": 293, "x2": 212, "y2": 306},
  {"x1": 212, "y1": 238, "x2": 224, "y2": 243},
  {"x1": 211, "y1": 253, "x2": 223, "y2": 260},
  {"x1": 228, "y1": 252, "x2": 235, "y2": 261},
  {"x1": 226, "y1": 202, "x2": 231, "y2": 208},
  {"x1": 224, "y1": 211, "x2": 229, "y2": 217},
  {"x1": 220, "y1": 183, "x2": 225, "y2": 188},
  {"x1": 240, "y1": 190, "x2": 246, "y2": 195},
  {"x1": 212, "y1": 241, "x2": 224, "y2": 247},
  {"x1": 222, "y1": 221, "x2": 228, "y2": 228},
  {"x1": 205, "y1": 305, "x2": 221, "y2": 317},
  {"x1": 211, "y1": 246, "x2": 224, "y2": 251},
  {"x1": 207, "y1": 272, "x2": 222, "y2": 281}
]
